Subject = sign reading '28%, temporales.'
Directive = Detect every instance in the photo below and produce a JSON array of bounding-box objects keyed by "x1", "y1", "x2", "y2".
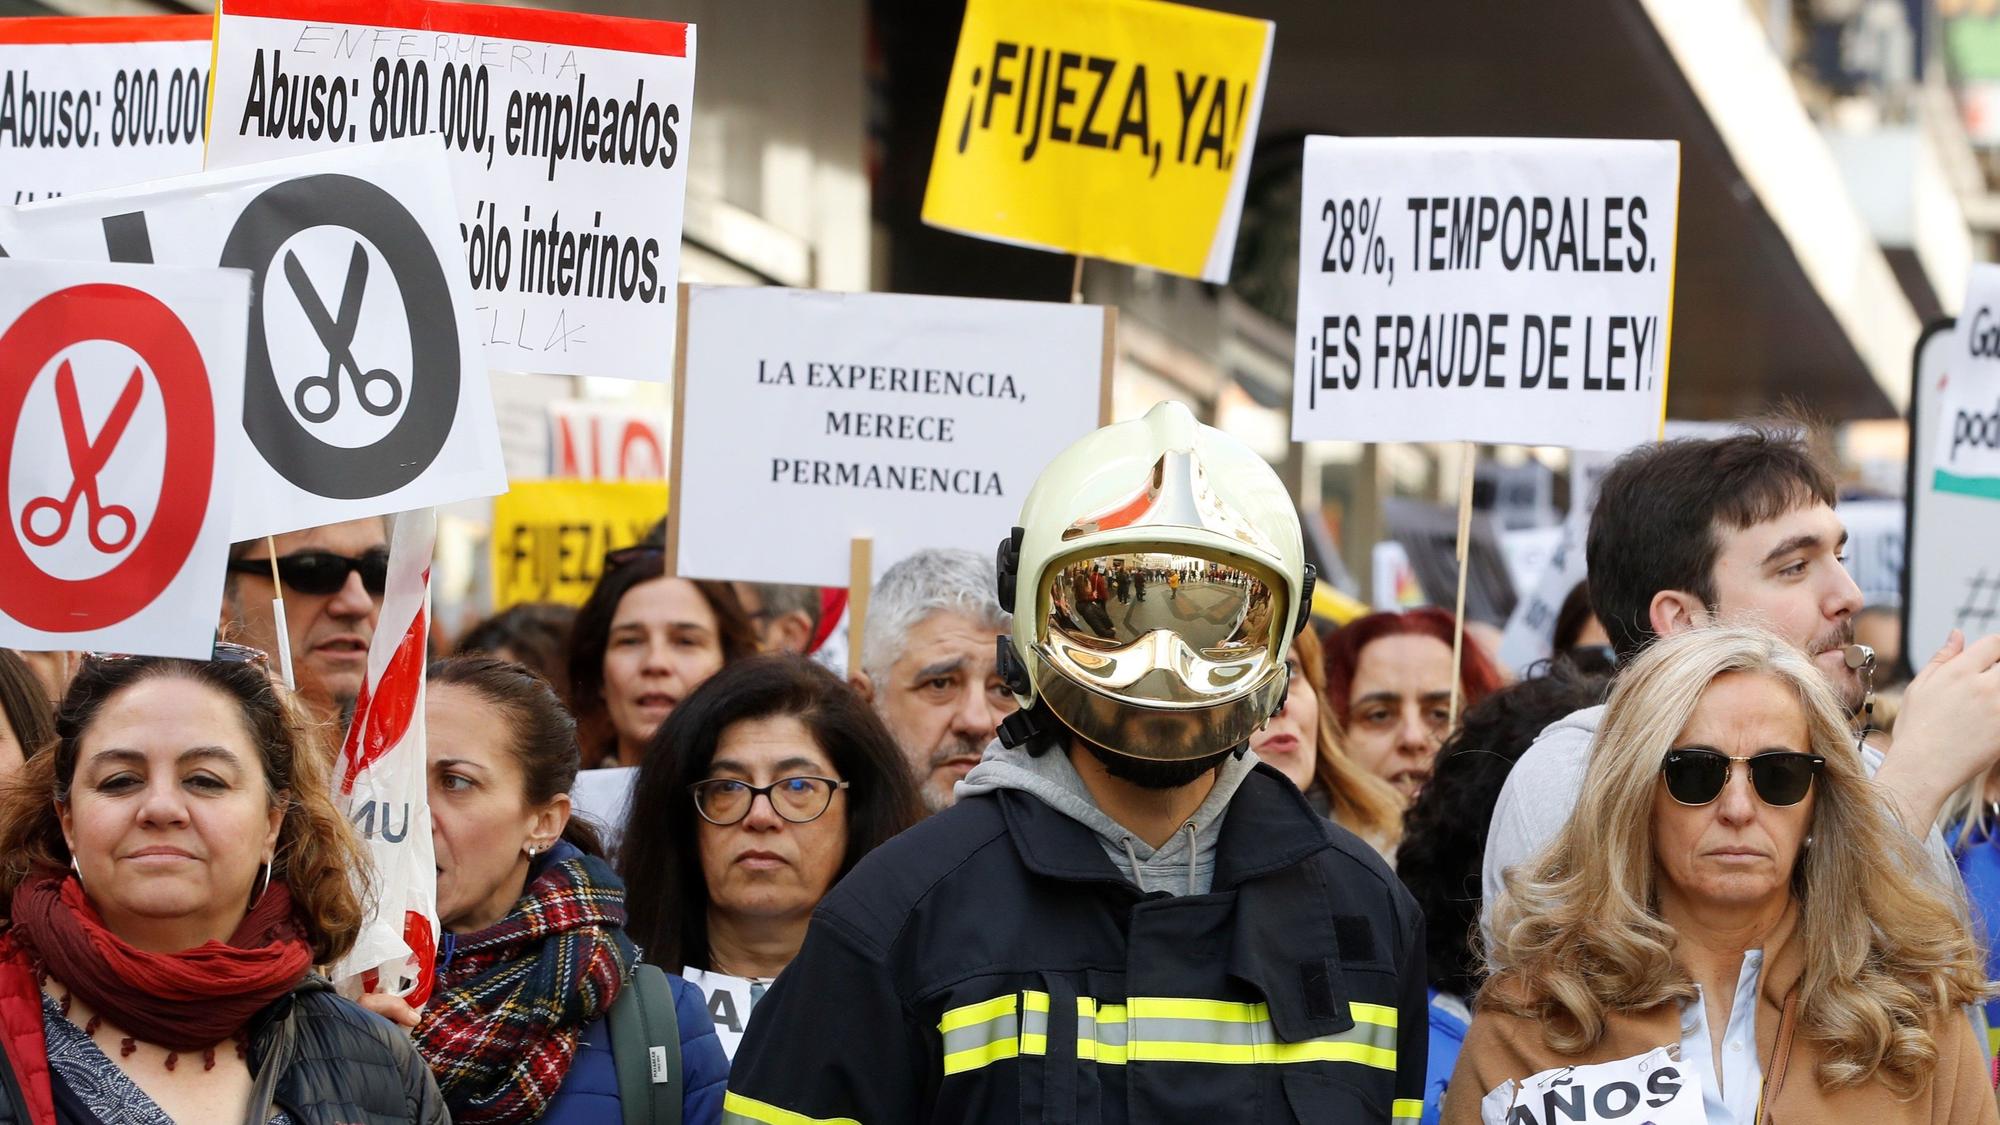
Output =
[{"x1": 922, "y1": 0, "x2": 1272, "y2": 283}]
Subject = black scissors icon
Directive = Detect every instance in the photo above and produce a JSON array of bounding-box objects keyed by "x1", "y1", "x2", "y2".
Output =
[
  {"x1": 21, "y1": 361, "x2": 142, "y2": 554},
  {"x1": 284, "y1": 243, "x2": 405, "y2": 424}
]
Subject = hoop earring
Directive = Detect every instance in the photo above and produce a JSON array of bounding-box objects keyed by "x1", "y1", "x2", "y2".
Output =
[
  {"x1": 252, "y1": 862, "x2": 272, "y2": 905},
  {"x1": 68, "y1": 857, "x2": 85, "y2": 894}
]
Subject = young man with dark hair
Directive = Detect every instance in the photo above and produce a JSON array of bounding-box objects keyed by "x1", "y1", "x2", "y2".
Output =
[{"x1": 1482, "y1": 429, "x2": 2000, "y2": 917}]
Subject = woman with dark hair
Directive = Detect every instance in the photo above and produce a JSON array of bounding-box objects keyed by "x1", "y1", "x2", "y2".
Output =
[
  {"x1": 563, "y1": 536, "x2": 758, "y2": 845},
  {"x1": 621, "y1": 654, "x2": 922, "y2": 1059},
  {"x1": 454, "y1": 603, "x2": 578, "y2": 690},
  {"x1": 0, "y1": 650, "x2": 55, "y2": 777},
  {"x1": 0, "y1": 646, "x2": 443, "y2": 1123},
  {"x1": 362, "y1": 656, "x2": 726, "y2": 1124},
  {"x1": 1322, "y1": 608, "x2": 1504, "y2": 799},
  {"x1": 1550, "y1": 581, "x2": 1615, "y2": 674},
  {"x1": 1394, "y1": 661, "x2": 1610, "y2": 1124},
  {"x1": 566, "y1": 555, "x2": 758, "y2": 769}
]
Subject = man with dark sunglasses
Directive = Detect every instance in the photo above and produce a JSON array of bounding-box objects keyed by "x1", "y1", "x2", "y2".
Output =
[
  {"x1": 218, "y1": 518, "x2": 389, "y2": 726},
  {"x1": 1481, "y1": 428, "x2": 2000, "y2": 928}
]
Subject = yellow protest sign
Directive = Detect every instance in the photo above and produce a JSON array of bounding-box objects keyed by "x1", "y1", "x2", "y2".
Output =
[
  {"x1": 922, "y1": 0, "x2": 1272, "y2": 283},
  {"x1": 490, "y1": 480, "x2": 668, "y2": 610}
]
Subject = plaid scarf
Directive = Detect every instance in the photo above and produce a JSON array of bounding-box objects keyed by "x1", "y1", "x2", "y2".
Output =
[{"x1": 415, "y1": 844, "x2": 637, "y2": 1125}]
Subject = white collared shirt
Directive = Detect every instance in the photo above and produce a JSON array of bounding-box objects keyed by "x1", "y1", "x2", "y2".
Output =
[{"x1": 1680, "y1": 949, "x2": 1765, "y2": 1125}]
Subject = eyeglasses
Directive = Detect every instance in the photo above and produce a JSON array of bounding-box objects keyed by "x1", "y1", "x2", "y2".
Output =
[
  {"x1": 1660, "y1": 749, "x2": 1825, "y2": 807},
  {"x1": 227, "y1": 550, "x2": 388, "y2": 597},
  {"x1": 689, "y1": 776, "x2": 849, "y2": 826}
]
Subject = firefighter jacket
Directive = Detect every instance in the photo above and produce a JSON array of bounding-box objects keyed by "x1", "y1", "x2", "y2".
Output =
[{"x1": 720, "y1": 759, "x2": 1429, "y2": 1124}]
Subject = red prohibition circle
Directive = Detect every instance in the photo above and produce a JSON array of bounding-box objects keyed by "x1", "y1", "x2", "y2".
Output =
[{"x1": 0, "y1": 284, "x2": 214, "y2": 633}]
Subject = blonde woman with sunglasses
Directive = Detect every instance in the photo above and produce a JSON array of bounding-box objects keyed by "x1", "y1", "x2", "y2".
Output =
[{"x1": 1447, "y1": 626, "x2": 1993, "y2": 1125}]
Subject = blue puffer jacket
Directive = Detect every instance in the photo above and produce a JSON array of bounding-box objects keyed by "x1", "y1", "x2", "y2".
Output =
[{"x1": 534, "y1": 972, "x2": 727, "y2": 1125}]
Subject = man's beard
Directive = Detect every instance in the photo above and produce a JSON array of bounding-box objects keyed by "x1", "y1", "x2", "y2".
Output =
[
  {"x1": 921, "y1": 733, "x2": 988, "y2": 813},
  {"x1": 1079, "y1": 738, "x2": 1231, "y2": 790}
]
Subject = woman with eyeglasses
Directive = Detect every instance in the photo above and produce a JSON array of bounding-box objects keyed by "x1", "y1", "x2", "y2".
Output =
[
  {"x1": 620, "y1": 655, "x2": 922, "y2": 1060},
  {"x1": 1323, "y1": 609, "x2": 1503, "y2": 801},
  {"x1": 1447, "y1": 627, "x2": 1993, "y2": 1125},
  {"x1": 359, "y1": 657, "x2": 727, "y2": 1125},
  {"x1": 0, "y1": 647, "x2": 444, "y2": 1124}
]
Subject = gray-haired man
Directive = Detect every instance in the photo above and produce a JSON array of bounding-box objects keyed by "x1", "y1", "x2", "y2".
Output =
[{"x1": 849, "y1": 548, "x2": 1016, "y2": 812}]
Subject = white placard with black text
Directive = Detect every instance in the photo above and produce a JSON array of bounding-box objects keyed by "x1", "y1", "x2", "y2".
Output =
[
  {"x1": 0, "y1": 18, "x2": 212, "y2": 206},
  {"x1": 0, "y1": 137, "x2": 508, "y2": 540},
  {"x1": 1293, "y1": 137, "x2": 1679, "y2": 449},
  {"x1": 673, "y1": 285, "x2": 1109, "y2": 587},
  {"x1": 0, "y1": 258, "x2": 248, "y2": 657},
  {"x1": 206, "y1": 0, "x2": 696, "y2": 381}
]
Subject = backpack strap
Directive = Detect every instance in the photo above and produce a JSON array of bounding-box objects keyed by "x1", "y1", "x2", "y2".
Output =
[{"x1": 609, "y1": 964, "x2": 683, "y2": 1125}]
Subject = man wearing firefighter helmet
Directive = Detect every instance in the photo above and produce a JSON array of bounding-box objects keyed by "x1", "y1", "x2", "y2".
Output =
[{"x1": 722, "y1": 402, "x2": 1428, "y2": 1123}]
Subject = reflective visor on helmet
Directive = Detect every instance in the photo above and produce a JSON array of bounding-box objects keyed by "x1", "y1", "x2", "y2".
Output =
[{"x1": 1032, "y1": 548, "x2": 1289, "y2": 761}]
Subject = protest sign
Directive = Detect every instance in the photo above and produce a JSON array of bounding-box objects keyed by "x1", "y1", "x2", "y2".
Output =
[
  {"x1": 549, "y1": 398, "x2": 666, "y2": 479},
  {"x1": 681, "y1": 966, "x2": 768, "y2": 1061},
  {"x1": 1907, "y1": 320, "x2": 2000, "y2": 678},
  {"x1": 0, "y1": 258, "x2": 247, "y2": 658},
  {"x1": 207, "y1": 0, "x2": 696, "y2": 381},
  {"x1": 1478, "y1": 1047, "x2": 1704, "y2": 1125},
  {"x1": 490, "y1": 478, "x2": 667, "y2": 608},
  {"x1": 1935, "y1": 265, "x2": 2000, "y2": 499},
  {"x1": 0, "y1": 137, "x2": 507, "y2": 539},
  {"x1": 921, "y1": 0, "x2": 1271, "y2": 283},
  {"x1": 332, "y1": 507, "x2": 438, "y2": 1002},
  {"x1": 0, "y1": 17, "x2": 211, "y2": 205},
  {"x1": 1292, "y1": 137, "x2": 1680, "y2": 448},
  {"x1": 670, "y1": 285, "x2": 1111, "y2": 587}
]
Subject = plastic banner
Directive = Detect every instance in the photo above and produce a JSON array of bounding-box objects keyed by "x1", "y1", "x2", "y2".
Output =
[{"x1": 331, "y1": 506, "x2": 439, "y2": 1003}]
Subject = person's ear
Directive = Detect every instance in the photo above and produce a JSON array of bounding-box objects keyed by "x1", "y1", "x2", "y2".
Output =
[
  {"x1": 1648, "y1": 590, "x2": 1709, "y2": 639},
  {"x1": 849, "y1": 670, "x2": 875, "y2": 705},
  {"x1": 57, "y1": 799, "x2": 75, "y2": 859},
  {"x1": 527, "y1": 794, "x2": 570, "y2": 854},
  {"x1": 265, "y1": 789, "x2": 286, "y2": 857}
]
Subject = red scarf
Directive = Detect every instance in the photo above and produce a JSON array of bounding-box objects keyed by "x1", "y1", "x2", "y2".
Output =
[{"x1": 9, "y1": 865, "x2": 312, "y2": 1050}]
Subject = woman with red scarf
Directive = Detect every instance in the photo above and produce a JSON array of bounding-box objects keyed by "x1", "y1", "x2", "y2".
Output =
[{"x1": 0, "y1": 647, "x2": 443, "y2": 1124}]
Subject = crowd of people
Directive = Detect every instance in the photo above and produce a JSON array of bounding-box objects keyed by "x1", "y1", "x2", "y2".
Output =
[{"x1": 0, "y1": 410, "x2": 1996, "y2": 1123}]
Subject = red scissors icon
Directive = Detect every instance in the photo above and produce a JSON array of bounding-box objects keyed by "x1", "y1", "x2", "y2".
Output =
[{"x1": 21, "y1": 361, "x2": 143, "y2": 554}]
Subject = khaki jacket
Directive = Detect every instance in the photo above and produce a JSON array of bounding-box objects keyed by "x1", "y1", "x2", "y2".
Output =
[{"x1": 1443, "y1": 907, "x2": 1997, "y2": 1125}]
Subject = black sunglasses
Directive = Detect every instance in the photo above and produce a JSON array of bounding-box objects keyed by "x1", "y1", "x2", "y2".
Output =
[
  {"x1": 603, "y1": 544, "x2": 665, "y2": 571},
  {"x1": 1660, "y1": 749, "x2": 1825, "y2": 808},
  {"x1": 228, "y1": 550, "x2": 388, "y2": 597}
]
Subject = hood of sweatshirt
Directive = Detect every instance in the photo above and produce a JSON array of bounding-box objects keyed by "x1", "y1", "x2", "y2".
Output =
[{"x1": 957, "y1": 735, "x2": 1256, "y2": 896}]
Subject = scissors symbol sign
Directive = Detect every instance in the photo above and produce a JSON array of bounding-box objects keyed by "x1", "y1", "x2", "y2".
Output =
[
  {"x1": 21, "y1": 361, "x2": 144, "y2": 555},
  {"x1": 284, "y1": 242, "x2": 405, "y2": 425}
]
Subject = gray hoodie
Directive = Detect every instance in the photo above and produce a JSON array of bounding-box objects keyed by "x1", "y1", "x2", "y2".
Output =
[{"x1": 956, "y1": 738, "x2": 1257, "y2": 897}]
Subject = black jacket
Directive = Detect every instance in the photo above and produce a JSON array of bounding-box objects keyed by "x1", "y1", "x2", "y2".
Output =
[
  {"x1": 723, "y1": 762, "x2": 1428, "y2": 1123},
  {"x1": 0, "y1": 974, "x2": 447, "y2": 1125},
  {"x1": 246, "y1": 978, "x2": 448, "y2": 1125}
]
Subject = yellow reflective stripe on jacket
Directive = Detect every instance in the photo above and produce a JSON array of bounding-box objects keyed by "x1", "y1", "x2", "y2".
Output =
[
  {"x1": 940, "y1": 992, "x2": 1398, "y2": 1077},
  {"x1": 719, "y1": 1090, "x2": 864, "y2": 1125},
  {"x1": 939, "y1": 991, "x2": 1020, "y2": 1076},
  {"x1": 1393, "y1": 1097, "x2": 1424, "y2": 1122}
]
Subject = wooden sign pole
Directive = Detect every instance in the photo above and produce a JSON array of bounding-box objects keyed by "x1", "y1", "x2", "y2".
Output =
[
  {"x1": 1447, "y1": 443, "x2": 1476, "y2": 730},
  {"x1": 848, "y1": 537, "x2": 873, "y2": 677},
  {"x1": 663, "y1": 283, "x2": 691, "y2": 577}
]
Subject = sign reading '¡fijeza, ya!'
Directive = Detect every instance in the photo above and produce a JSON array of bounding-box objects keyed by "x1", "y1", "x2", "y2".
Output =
[
  {"x1": 1937, "y1": 264, "x2": 2000, "y2": 500},
  {"x1": 1293, "y1": 137, "x2": 1681, "y2": 450},
  {"x1": 207, "y1": 0, "x2": 695, "y2": 381},
  {"x1": 922, "y1": 0, "x2": 1271, "y2": 283},
  {"x1": 672, "y1": 286, "x2": 1109, "y2": 588},
  {"x1": 0, "y1": 17, "x2": 212, "y2": 205}
]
